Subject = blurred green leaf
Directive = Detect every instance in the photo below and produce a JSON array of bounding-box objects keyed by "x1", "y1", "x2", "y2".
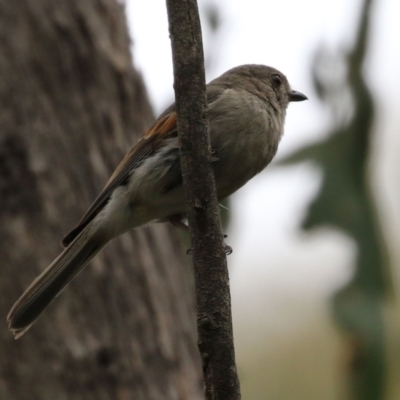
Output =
[{"x1": 279, "y1": 0, "x2": 392, "y2": 398}]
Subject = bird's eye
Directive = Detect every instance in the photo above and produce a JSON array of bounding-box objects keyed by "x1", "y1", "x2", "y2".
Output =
[{"x1": 271, "y1": 74, "x2": 282, "y2": 86}]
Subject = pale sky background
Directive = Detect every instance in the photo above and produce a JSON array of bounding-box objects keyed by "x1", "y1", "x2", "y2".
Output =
[{"x1": 125, "y1": 0, "x2": 400, "y2": 395}]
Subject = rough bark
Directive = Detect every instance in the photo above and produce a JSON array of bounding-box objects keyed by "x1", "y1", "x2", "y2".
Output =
[
  {"x1": 0, "y1": 1, "x2": 203, "y2": 399},
  {"x1": 166, "y1": 1, "x2": 241, "y2": 399}
]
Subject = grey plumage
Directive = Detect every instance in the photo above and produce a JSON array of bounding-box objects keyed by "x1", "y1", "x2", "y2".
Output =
[{"x1": 7, "y1": 64, "x2": 307, "y2": 337}]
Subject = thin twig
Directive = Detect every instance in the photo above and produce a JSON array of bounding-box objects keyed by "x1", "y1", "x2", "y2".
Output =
[{"x1": 165, "y1": 0, "x2": 241, "y2": 399}]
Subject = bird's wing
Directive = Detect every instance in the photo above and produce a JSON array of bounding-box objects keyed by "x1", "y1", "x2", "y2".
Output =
[
  {"x1": 61, "y1": 112, "x2": 178, "y2": 247},
  {"x1": 62, "y1": 83, "x2": 227, "y2": 247}
]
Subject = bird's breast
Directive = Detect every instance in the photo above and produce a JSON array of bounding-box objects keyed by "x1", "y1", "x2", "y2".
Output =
[{"x1": 208, "y1": 89, "x2": 284, "y2": 199}]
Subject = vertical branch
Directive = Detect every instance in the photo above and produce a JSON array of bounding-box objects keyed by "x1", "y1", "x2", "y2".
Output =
[{"x1": 165, "y1": 0, "x2": 241, "y2": 399}]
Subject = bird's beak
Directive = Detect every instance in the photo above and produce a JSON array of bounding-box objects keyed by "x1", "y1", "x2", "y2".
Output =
[{"x1": 288, "y1": 90, "x2": 308, "y2": 102}]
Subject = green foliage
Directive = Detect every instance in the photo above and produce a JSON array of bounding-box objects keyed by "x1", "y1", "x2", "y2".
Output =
[{"x1": 279, "y1": 0, "x2": 392, "y2": 398}]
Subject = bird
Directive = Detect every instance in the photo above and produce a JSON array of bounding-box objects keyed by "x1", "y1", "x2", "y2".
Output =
[{"x1": 7, "y1": 64, "x2": 307, "y2": 338}]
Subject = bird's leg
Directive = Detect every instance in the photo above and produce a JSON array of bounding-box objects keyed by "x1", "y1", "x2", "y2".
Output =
[
  {"x1": 169, "y1": 215, "x2": 232, "y2": 255},
  {"x1": 185, "y1": 235, "x2": 232, "y2": 255},
  {"x1": 168, "y1": 214, "x2": 189, "y2": 231}
]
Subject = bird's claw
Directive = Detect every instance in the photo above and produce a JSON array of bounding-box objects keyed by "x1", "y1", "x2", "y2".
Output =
[{"x1": 224, "y1": 244, "x2": 233, "y2": 255}]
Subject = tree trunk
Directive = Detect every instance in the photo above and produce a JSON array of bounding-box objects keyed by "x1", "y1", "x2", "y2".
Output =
[{"x1": 0, "y1": 1, "x2": 202, "y2": 399}]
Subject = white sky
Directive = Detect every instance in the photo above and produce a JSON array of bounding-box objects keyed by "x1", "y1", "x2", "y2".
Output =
[{"x1": 125, "y1": 0, "x2": 400, "y2": 340}]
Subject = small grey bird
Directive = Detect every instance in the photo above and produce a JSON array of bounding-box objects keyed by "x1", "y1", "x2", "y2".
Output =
[{"x1": 8, "y1": 64, "x2": 307, "y2": 338}]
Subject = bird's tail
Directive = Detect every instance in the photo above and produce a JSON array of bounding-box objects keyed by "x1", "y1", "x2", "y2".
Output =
[{"x1": 7, "y1": 225, "x2": 107, "y2": 339}]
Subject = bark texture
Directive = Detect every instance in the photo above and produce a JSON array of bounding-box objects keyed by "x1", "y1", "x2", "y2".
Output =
[
  {"x1": 0, "y1": 1, "x2": 202, "y2": 399},
  {"x1": 166, "y1": 1, "x2": 241, "y2": 399}
]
